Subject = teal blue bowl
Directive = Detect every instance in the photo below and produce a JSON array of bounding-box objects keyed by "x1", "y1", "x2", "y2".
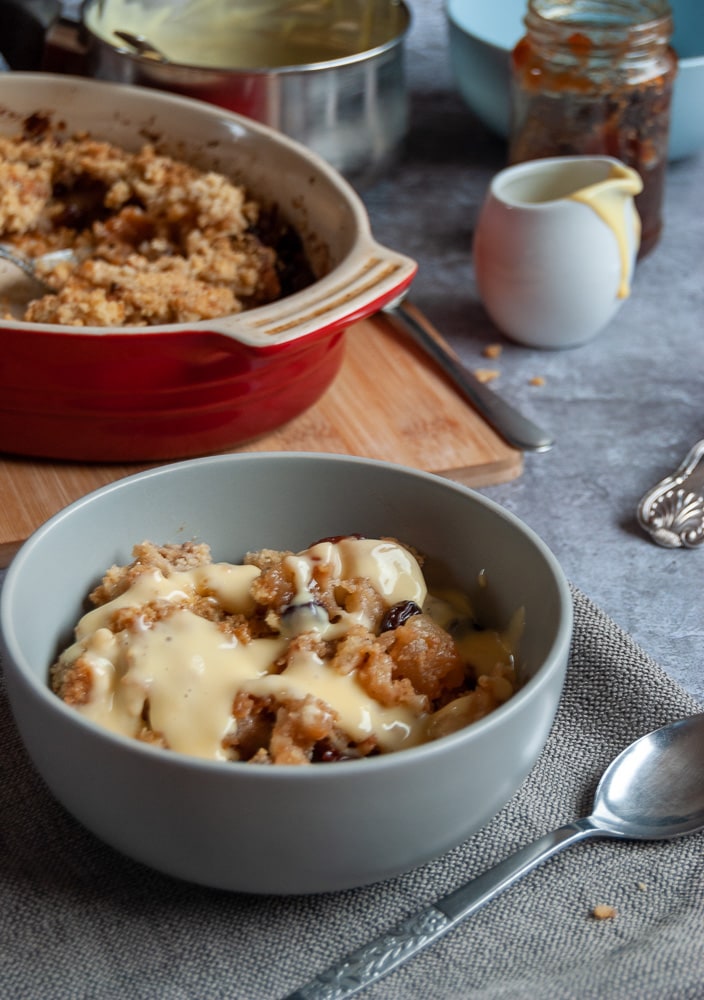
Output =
[{"x1": 446, "y1": 0, "x2": 704, "y2": 161}]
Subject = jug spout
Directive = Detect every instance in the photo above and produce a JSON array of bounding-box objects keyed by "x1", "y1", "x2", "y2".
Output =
[
  {"x1": 568, "y1": 161, "x2": 642, "y2": 299},
  {"x1": 490, "y1": 155, "x2": 642, "y2": 301}
]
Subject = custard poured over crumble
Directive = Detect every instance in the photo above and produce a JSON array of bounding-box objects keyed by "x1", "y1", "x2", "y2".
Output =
[{"x1": 50, "y1": 537, "x2": 522, "y2": 765}]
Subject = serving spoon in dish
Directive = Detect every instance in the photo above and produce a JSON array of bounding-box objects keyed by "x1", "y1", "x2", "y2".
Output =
[
  {"x1": 285, "y1": 713, "x2": 704, "y2": 1000},
  {"x1": 0, "y1": 244, "x2": 73, "y2": 295}
]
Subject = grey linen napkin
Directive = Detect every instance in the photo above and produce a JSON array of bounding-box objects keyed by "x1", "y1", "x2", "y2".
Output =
[{"x1": 1, "y1": 585, "x2": 703, "y2": 1000}]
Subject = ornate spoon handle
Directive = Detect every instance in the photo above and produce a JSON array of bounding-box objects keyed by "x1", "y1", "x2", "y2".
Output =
[
  {"x1": 637, "y1": 439, "x2": 704, "y2": 548},
  {"x1": 285, "y1": 906, "x2": 452, "y2": 1000},
  {"x1": 284, "y1": 821, "x2": 596, "y2": 999}
]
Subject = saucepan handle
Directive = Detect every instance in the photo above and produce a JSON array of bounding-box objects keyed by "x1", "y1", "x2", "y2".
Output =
[
  {"x1": 0, "y1": 0, "x2": 91, "y2": 76},
  {"x1": 0, "y1": 0, "x2": 61, "y2": 70},
  {"x1": 41, "y1": 12, "x2": 93, "y2": 76}
]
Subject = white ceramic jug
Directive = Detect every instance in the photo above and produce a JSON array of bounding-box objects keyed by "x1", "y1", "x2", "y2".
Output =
[{"x1": 474, "y1": 156, "x2": 642, "y2": 349}]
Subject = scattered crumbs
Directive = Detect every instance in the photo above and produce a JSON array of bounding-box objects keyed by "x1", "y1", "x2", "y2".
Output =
[
  {"x1": 591, "y1": 904, "x2": 617, "y2": 920},
  {"x1": 529, "y1": 376, "x2": 546, "y2": 387},
  {"x1": 473, "y1": 368, "x2": 500, "y2": 384},
  {"x1": 637, "y1": 881, "x2": 648, "y2": 892},
  {"x1": 482, "y1": 343, "x2": 503, "y2": 359}
]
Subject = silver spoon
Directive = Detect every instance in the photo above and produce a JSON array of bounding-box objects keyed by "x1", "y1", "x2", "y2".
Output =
[
  {"x1": 384, "y1": 299, "x2": 555, "y2": 453},
  {"x1": 637, "y1": 439, "x2": 704, "y2": 548},
  {"x1": 285, "y1": 713, "x2": 704, "y2": 1000},
  {"x1": 0, "y1": 245, "x2": 74, "y2": 295}
]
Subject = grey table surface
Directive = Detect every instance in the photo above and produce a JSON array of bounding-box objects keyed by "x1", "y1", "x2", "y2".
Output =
[
  {"x1": 0, "y1": 0, "x2": 702, "y2": 710},
  {"x1": 359, "y1": 0, "x2": 704, "y2": 702}
]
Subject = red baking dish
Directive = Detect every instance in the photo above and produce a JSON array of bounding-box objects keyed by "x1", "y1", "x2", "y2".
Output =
[{"x1": 0, "y1": 74, "x2": 417, "y2": 462}]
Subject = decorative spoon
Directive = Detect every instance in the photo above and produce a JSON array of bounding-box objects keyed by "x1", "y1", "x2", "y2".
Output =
[
  {"x1": 285, "y1": 713, "x2": 704, "y2": 1000},
  {"x1": 637, "y1": 439, "x2": 704, "y2": 548}
]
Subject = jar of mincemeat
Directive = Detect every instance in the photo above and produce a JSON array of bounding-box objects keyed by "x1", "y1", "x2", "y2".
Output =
[{"x1": 509, "y1": 0, "x2": 677, "y2": 257}]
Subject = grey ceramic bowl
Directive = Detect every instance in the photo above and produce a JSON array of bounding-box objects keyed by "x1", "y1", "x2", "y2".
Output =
[
  {"x1": 446, "y1": 0, "x2": 704, "y2": 161},
  {"x1": 1, "y1": 453, "x2": 572, "y2": 894}
]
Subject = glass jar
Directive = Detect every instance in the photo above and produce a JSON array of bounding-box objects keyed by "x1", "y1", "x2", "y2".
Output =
[{"x1": 509, "y1": 0, "x2": 677, "y2": 257}]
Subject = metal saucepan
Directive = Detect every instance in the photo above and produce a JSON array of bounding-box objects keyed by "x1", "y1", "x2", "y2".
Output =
[{"x1": 10, "y1": 0, "x2": 411, "y2": 185}]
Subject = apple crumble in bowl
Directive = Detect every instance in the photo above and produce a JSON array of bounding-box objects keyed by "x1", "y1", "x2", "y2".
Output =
[
  {"x1": 1, "y1": 453, "x2": 571, "y2": 894},
  {"x1": 50, "y1": 536, "x2": 521, "y2": 764}
]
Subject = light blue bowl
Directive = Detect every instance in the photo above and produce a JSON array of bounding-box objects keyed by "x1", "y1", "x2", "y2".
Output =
[{"x1": 446, "y1": 0, "x2": 704, "y2": 161}]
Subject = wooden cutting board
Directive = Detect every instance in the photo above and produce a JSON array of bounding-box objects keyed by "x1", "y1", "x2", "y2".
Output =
[{"x1": 0, "y1": 308, "x2": 522, "y2": 566}]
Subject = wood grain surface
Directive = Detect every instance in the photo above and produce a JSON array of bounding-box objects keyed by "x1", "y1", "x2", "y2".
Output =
[{"x1": 0, "y1": 310, "x2": 522, "y2": 565}]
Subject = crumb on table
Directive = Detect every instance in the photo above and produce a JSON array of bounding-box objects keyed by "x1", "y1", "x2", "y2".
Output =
[
  {"x1": 473, "y1": 367, "x2": 500, "y2": 384},
  {"x1": 482, "y1": 343, "x2": 503, "y2": 359}
]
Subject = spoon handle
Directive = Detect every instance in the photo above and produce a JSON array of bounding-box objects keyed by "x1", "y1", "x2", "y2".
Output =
[
  {"x1": 384, "y1": 300, "x2": 555, "y2": 453},
  {"x1": 284, "y1": 819, "x2": 599, "y2": 1000},
  {"x1": 637, "y1": 439, "x2": 704, "y2": 548}
]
